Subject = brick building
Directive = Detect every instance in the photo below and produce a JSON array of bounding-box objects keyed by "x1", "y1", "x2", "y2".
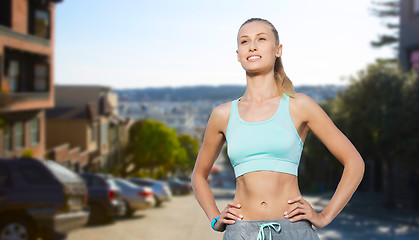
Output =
[{"x1": 0, "y1": 0, "x2": 63, "y2": 158}]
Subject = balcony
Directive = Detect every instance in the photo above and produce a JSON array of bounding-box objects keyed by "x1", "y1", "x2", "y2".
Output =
[{"x1": 0, "y1": 92, "x2": 50, "y2": 108}]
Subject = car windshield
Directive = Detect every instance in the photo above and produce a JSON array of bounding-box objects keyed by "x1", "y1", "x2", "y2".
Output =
[
  {"x1": 106, "y1": 177, "x2": 120, "y2": 189},
  {"x1": 129, "y1": 178, "x2": 151, "y2": 186},
  {"x1": 43, "y1": 160, "x2": 79, "y2": 183},
  {"x1": 116, "y1": 179, "x2": 141, "y2": 189}
]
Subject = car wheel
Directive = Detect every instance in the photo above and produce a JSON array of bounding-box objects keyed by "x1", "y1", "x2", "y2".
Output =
[
  {"x1": 0, "y1": 217, "x2": 36, "y2": 240},
  {"x1": 154, "y1": 196, "x2": 162, "y2": 208},
  {"x1": 123, "y1": 200, "x2": 134, "y2": 217},
  {"x1": 89, "y1": 203, "x2": 111, "y2": 224}
]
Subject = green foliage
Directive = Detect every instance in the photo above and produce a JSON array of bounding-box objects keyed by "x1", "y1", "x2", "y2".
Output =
[
  {"x1": 302, "y1": 59, "x2": 418, "y2": 195},
  {"x1": 369, "y1": 0, "x2": 400, "y2": 57},
  {"x1": 334, "y1": 60, "x2": 417, "y2": 165},
  {"x1": 178, "y1": 134, "x2": 199, "y2": 170},
  {"x1": 21, "y1": 149, "x2": 34, "y2": 158},
  {"x1": 125, "y1": 119, "x2": 199, "y2": 177},
  {"x1": 0, "y1": 117, "x2": 6, "y2": 129},
  {"x1": 133, "y1": 169, "x2": 149, "y2": 178}
]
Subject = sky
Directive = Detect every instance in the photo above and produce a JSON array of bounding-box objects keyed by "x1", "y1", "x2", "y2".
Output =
[{"x1": 54, "y1": 0, "x2": 396, "y2": 90}]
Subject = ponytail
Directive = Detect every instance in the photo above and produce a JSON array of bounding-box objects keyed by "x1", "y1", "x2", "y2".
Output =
[{"x1": 274, "y1": 56, "x2": 296, "y2": 98}]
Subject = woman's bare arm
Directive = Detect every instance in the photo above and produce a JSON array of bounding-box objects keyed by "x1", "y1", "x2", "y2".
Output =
[
  {"x1": 286, "y1": 93, "x2": 365, "y2": 228},
  {"x1": 191, "y1": 104, "x2": 229, "y2": 221}
]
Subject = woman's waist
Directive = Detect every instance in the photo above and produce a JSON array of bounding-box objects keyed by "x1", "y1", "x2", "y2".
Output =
[
  {"x1": 233, "y1": 191, "x2": 298, "y2": 208},
  {"x1": 233, "y1": 180, "x2": 300, "y2": 220},
  {"x1": 231, "y1": 199, "x2": 291, "y2": 220}
]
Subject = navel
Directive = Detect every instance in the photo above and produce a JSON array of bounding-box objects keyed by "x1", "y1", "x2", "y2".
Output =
[{"x1": 260, "y1": 201, "x2": 268, "y2": 207}]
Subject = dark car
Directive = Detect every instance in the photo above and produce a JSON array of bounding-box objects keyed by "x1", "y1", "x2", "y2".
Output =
[
  {"x1": 128, "y1": 178, "x2": 172, "y2": 207},
  {"x1": 0, "y1": 157, "x2": 89, "y2": 240},
  {"x1": 79, "y1": 173, "x2": 125, "y2": 224},
  {"x1": 159, "y1": 176, "x2": 192, "y2": 196}
]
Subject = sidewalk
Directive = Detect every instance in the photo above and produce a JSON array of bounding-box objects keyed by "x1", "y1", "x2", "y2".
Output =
[{"x1": 309, "y1": 191, "x2": 419, "y2": 228}]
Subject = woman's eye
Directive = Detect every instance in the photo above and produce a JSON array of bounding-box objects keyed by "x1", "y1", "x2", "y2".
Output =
[
  {"x1": 259, "y1": 38, "x2": 266, "y2": 41},
  {"x1": 241, "y1": 40, "x2": 247, "y2": 44}
]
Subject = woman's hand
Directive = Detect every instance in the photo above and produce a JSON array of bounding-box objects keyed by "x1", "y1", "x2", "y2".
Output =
[
  {"x1": 214, "y1": 201, "x2": 244, "y2": 231},
  {"x1": 284, "y1": 195, "x2": 330, "y2": 229}
]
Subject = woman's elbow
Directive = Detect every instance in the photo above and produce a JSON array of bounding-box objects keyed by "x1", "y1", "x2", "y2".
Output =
[
  {"x1": 352, "y1": 156, "x2": 365, "y2": 180},
  {"x1": 191, "y1": 170, "x2": 209, "y2": 186}
]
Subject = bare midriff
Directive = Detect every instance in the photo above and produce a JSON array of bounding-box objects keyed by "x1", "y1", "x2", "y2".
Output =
[{"x1": 233, "y1": 170, "x2": 301, "y2": 220}]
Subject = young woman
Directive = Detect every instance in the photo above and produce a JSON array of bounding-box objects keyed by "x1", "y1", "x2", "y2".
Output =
[{"x1": 191, "y1": 17, "x2": 365, "y2": 240}]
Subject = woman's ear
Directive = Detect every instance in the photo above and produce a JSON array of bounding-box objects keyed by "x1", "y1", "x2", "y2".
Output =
[
  {"x1": 236, "y1": 50, "x2": 240, "y2": 62},
  {"x1": 275, "y1": 44, "x2": 283, "y2": 58}
]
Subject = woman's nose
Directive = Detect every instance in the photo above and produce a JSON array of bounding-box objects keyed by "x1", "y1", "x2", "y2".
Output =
[{"x1": 249, "y1": 41, "x2": 257, "y2": 51}]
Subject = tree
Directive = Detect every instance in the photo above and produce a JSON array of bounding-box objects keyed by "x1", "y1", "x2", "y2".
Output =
[
  {"x1": 124, "y1": 119, "x2": 182, "y2": 177},
  {"x1": 369, "y1": 0, "x2": 400, "y2": 62},
  {"x1": 177, "y1": 134, "x2": 199, "y2": 173},
  {"x1": 333, "y1": 59, "x2": 417, "y2": 206}
]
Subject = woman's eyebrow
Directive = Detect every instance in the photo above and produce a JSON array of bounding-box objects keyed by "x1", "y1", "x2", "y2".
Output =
[{"x1": 239, "y1": 33, "x2": 268, "y2": 39}]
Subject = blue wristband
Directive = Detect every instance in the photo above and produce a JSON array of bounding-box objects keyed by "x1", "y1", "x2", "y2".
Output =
[{"x1": 211, "y1": 215, "x2": 220, "y2": 231}]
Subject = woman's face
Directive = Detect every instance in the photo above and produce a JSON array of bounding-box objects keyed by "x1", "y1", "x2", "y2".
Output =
[{"x1": 236, "y1": 21, "x2": 282, "y2": 75}]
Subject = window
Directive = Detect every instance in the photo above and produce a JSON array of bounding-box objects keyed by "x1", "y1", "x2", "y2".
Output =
[
  {"x1": 101, "y1": 122, "x2": 108, "y2": 146},
  {"x1": 91, "y1": 176, "x2": 106, "y2": 187},
  {"x1": 0, "y1": 164, "x2": 12, "y2": 188},
  {"x1": 18, "y1": 164, "x2": 55, "y2": 186},
  {"x1": 34, "y1": 10, "x2": 49, "y2": 38},
  {"x1": 3, "y1": 124, "x2": 12, "y2": 152},
  {"x1": 14, "y1": 122, "x2": 25, "y2": 149},
  {"x1": 30, "y1": 118, "x2": 40, "y2": 146},
  {"x1": 80, "y1": 176, "x2": 89, "y2": 186},
  {"x1": 43, "y1": 160, "x2": 79, "y2": 183},
  {"x1": 0, "y1": 0, "x2": 11, "y2": 28},
  {"x1": 34, "y1": 64, "x2": 48, "y2": 91},
  {"x1": 9, "y1": 60, "x2": 19, "y2": 92},
  {"x1": 28, "y1": 1, "x2": 50, "y2": 39}
]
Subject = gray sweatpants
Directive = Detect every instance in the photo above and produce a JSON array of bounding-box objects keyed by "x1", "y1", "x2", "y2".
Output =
[{"x1": 222, "y1": 218, "x2": 320, "y2": 240}]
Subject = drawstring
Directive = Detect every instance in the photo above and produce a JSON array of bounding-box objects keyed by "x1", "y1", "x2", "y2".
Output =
[{"x1": 256, "y1": 222, "x2": 281, "y2": 240}]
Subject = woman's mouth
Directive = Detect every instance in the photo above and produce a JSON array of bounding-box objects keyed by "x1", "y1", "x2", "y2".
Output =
[{"x1": 247, "y1": 55, "x2": 262, "y2": 61}]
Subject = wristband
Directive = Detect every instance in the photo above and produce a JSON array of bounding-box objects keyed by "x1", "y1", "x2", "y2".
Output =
[{"x1": 211, "y1": 215, "x2": 220, "y2": 231}]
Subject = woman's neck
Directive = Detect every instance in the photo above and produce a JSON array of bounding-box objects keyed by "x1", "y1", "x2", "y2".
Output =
[{"x1": 243, "y1": 73, "x2": 279, "y2": 102}]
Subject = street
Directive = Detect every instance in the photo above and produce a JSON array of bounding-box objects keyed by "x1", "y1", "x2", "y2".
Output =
[{"x1": 67, "y1": 187, "x2": 419, "y2": 240}]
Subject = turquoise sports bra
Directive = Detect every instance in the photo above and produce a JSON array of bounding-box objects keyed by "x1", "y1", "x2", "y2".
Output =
[{"x1": 225, "y1": 92, "x2": 304, "y2": 178}]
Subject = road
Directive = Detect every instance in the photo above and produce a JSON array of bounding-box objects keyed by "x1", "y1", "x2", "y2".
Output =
[{"x1": 67, "y1": 188, "x2": 419, "y2": 240}]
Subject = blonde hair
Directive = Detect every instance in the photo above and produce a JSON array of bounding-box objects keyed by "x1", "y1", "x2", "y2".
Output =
[{"x1": 238, "y1": 18, "x2": 296, "y2": 98}]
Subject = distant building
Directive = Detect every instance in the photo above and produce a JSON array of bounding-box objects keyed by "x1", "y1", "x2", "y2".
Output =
[
  {"x1": 399, "y1": 0, "x2": 419, "y2": 73},
  {"x1": 45, "y1": 85, "x2": 131, "y2": 173},
  {"x1": 0, "y1": 0, "x2": 63, "y2": 158}
]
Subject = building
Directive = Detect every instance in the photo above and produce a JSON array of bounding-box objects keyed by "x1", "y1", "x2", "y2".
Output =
[
  {"x1": 0, "y1": 0, "x2": 63, "y2": 158},
  {"x1": 45, "y1": 85, "x2": 131, "y2": 173},
  {"x1": 399, "y1": 0, "x2": 419, "y2": 73}
]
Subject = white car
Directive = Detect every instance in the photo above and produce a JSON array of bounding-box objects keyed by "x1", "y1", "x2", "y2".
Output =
[{"x1": 114, "y1": 178, "x2": 155, "y2": 217}]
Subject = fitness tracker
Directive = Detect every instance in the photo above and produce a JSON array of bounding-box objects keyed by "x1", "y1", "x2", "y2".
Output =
[{"x1": 211, "y1": 215, "x2": 220, "y2": 231}]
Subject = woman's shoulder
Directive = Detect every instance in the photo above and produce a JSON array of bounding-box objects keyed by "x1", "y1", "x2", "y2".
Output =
[
  {"x1": 207, "y1": 100, "x2": 235, "y2": 130},
  {"x1": 290, "y1": 92, "x2": 317, "y2": 108},
  {"x1": 211, "y1": 100, "x2": 234, "y2": 120},
  {"x1": 291, "y1": 92, "x2": 327, "y2": 121}
]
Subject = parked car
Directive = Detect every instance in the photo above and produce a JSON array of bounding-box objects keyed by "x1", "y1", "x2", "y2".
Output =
[
  {"x1": 114, "y1": 178, "x2": 155, "y2": 217},
  {"x1": 79, "y1": 173, "x2": 125, "y2": 224},
  {"x1": 0, "y1": 157, "x2": 89, "y2": 240},
  {"x1": 177, "y1": 175, "x2": 191, "y2": 183},
  {"x1": 128, "y1": 178, "x2": 172, "y2": 207},
  {"x1": 159, "y1": 176, "x2": 192, "y2": 196}
]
